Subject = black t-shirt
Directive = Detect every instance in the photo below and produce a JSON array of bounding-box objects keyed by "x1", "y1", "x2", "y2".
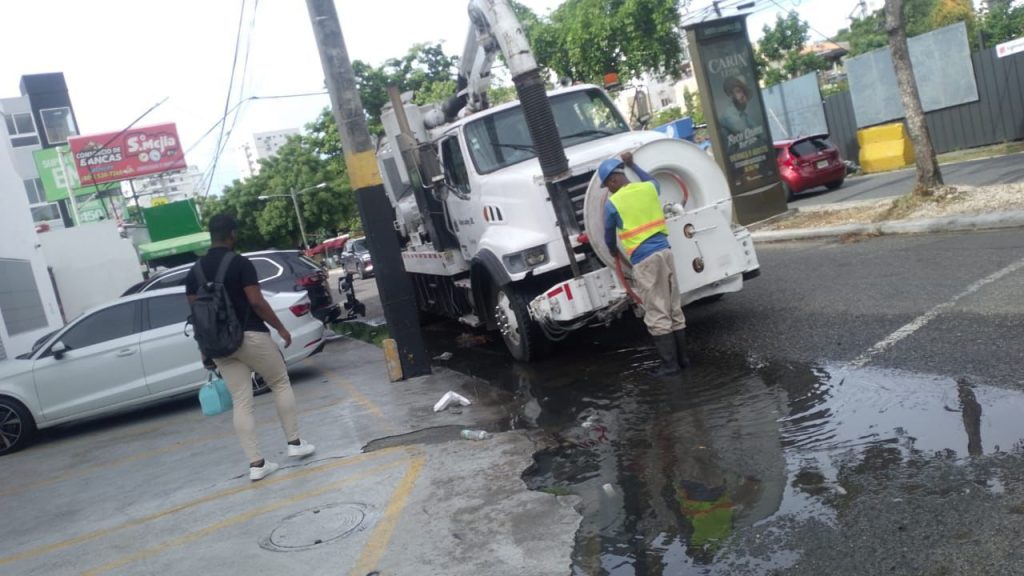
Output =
[{"x1": 184, "y1": 247, "x2": 268, "y2": 333}]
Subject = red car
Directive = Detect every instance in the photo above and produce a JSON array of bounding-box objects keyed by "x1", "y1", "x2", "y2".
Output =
[{"x1": 774, "y1": 134, "x2": 846, "y2": 200}]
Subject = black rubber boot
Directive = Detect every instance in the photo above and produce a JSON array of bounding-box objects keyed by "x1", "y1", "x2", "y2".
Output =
[
  {"x1": 673, "y1": 329, "x2": 690, "y2": 369},
  {"x1": 651, "y1": 334, "x2": 681, "y2": 376}
]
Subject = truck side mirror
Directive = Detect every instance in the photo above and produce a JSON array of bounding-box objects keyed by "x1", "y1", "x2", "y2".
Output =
[{"x1": 51, "y1": 341, "x2": 67, "y2": 360}]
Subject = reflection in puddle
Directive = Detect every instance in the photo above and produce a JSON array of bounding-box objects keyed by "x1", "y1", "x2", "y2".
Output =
[{"x1": 518, "y1": 354, "x2": 1024, "y2": 574}]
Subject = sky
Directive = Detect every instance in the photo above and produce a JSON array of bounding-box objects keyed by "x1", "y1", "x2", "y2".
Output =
[{"x1": 0, "y1": 0, "x2": 898, "y2": 195}]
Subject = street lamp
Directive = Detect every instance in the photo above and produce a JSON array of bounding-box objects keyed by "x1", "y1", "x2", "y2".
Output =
[{"x1": 258, "y1": 182, "x2": 327, "y2": 250}]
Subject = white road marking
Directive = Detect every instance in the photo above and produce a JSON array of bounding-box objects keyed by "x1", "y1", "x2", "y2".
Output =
[{"x1": 849, "y1": 256, "x2": 1024, "y2": 369}]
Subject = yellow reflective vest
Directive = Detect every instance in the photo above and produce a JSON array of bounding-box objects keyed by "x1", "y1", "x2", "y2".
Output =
[{"x1": 608, "y1": 181, "x2": 667, "y2": 257}]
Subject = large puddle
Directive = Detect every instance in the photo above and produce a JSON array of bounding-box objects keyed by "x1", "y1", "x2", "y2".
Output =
[{"x1": 424, "y1": 320, "x2": 1024, "y2": 575}]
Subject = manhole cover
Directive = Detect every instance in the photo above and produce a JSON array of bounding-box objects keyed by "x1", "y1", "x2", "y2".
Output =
[{"x1": 260, "y1": 503, "x2": 367, "y2": 552}]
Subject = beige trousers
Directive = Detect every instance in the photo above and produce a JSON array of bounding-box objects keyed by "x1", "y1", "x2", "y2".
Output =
[
  {"x1": 214, "y1": 331, "x2": 299, "y2": 463},
  {"x1": 632, "y1": 249, "x2": 686, "y2": 336}
]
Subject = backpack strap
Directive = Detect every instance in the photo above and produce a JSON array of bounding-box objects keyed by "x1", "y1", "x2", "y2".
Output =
[
  {"x1": 213, "y1": 252, "x2": 236, "y2": 284},
  {"x1": 192, "y1": 258, "x2": 208, "y2": 285}
]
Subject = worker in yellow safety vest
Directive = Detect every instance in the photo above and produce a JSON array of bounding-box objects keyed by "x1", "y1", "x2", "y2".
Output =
[{"x1": 601, "y1": 151, "x2": 688, "y2": 375}]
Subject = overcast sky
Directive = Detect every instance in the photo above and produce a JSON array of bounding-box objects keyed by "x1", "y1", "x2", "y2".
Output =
[{"x1": 0, "y1": 0, "x2": 887, "y2": 195}]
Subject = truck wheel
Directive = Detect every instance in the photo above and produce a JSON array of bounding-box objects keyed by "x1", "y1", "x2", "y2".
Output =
[
  {"x1": 0, "y1": 397, "x2": 36, "y2": 456},
  {"x1": 494, "y1": 285, "x2": 546, "y2": 362}
]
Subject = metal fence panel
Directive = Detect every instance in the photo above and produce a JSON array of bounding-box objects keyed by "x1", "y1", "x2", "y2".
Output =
[
  {"x1": 847, "y1": 22, "x2": 979, "y2": 129},
  {"x1": 762, "y1": 73, "x2": 828, "y2": 141},
  {"x1": 823, "y1": 90, "x2": 859, "y2": 162}
]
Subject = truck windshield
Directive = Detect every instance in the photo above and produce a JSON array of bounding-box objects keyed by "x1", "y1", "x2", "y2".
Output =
[{"x1": 463, "y1": 88, "x2": 629, "y2": 174}]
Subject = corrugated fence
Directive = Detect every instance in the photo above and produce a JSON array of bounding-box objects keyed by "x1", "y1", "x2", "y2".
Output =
[{"x1": 822, "y1": 48, "x2": 1024, "y2": 164}]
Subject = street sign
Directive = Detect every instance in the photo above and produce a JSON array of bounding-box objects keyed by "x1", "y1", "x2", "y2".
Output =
[{"x1": 996, "y1": 36, "x2": 1024, "y2": 59}]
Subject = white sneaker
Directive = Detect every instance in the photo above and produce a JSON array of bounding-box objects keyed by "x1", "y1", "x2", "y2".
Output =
[
  {"x1": 249, "y1": 460, "x2": 279, "y2": 481},
  {"x1": 287, "y1": 439, "x2": 316, "y2": 458}
]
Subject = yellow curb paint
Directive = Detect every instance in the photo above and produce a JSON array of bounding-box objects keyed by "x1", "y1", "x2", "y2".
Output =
[
  {"x1": 79, "y1": 459, "x2": 409, "y2": 576},
  {"x1": 314, "y1": 363, "x2": 386, "y2": 420},
  {"x1": 0, "y1": 447, "x2": 407, "y2": 568},
  {"x1": 349, "y1": 454, "x2": 426, "y2": 576}
]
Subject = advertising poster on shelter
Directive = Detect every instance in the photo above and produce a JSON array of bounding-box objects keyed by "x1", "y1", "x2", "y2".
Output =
[
  {"x1": 701, "y1": 34, "x2": 774, "y2": 192},
  {"x1": 68, "y1": 123, "x2": 187, "y2": 186}
]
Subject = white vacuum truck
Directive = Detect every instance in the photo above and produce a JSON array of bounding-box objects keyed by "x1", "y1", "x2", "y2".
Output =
[{"x1": 375, "y1": 0, "x2": 760, "y2": 361}]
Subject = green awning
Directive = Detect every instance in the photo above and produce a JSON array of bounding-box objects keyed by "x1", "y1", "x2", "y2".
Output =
[{"x1": 137, "y1": 232, "x2": 211, "y2": 261}]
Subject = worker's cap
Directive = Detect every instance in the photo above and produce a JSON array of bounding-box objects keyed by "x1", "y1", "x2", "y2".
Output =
[
  {"x1": 723, "y1": 75, "x2": 750, "y2": 97},
  {"x1": 598, "y1": 158, "x2": 625, "y2": 185}
]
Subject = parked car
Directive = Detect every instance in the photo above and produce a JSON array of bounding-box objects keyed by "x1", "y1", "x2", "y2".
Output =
[
  {"x1": 0, "y1": 287, "x2": 325, "y2": 455},
  {"x1": 339, "y1": 237, "x2": 374, "y2": 279},
  {"x1": 123, "y1": 250, "x2": 341, "y2": 323},
  {"x1": 774, "y1": 134, "x2": 846, "y2": 200}
]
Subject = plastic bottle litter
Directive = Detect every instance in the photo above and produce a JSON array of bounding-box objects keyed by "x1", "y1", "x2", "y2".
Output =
[
  {"x1": 434, "y1": 391, "x2": 472, "y2": 412},
  {"x1": 602, "y1": 483, "x2": 616, "y2": 496},
  {"x1": 460, "y1": 429, "x2": 490, "y2": 441}
]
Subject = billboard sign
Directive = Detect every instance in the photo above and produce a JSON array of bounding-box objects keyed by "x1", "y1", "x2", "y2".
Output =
[
  {"x1": 33, "y1": 146, "x2": 119, "y2": 201},
  {"x1": 686, "y1": 16, "x2": 786, "y2": 224},
  {"x1": 67, "y1": 123, "x2": 187, "y2": 186}
]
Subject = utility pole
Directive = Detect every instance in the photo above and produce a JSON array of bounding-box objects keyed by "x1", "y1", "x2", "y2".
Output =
[
  {"x1": 305, "y1": 0, "x2": 431, "y2": 379},
  {"x1": 289, "y1": 189, "x2": 310, "y2": 250},
  {"x1": 712, "y1": 0, "x2": 722, "y2": 17}
]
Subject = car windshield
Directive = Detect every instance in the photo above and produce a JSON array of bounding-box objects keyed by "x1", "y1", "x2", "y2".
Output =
[
  {"x1": 464, "y1": 88, "x2": 630, "y2": 174},
  {"x1": 351, "y1": 239, "x2": 367, "y2": 253}
]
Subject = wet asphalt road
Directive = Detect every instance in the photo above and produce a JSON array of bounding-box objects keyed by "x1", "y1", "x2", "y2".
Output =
[
  {"x1": 789, "y1": 152, "x2": 1024, "y2": 207},
  {"x1": 410, "y1": 228, "x2": 1024, "y2": 575}
]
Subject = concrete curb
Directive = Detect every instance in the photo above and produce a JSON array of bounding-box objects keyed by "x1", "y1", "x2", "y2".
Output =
[{"x1": 751, "y1": 210, "x2": 1024, "y2": 242}]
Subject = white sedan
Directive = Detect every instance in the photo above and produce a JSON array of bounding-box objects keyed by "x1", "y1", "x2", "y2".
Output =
[{"x1": 0, "y1": 287, "x2": 326, "y2": 455}]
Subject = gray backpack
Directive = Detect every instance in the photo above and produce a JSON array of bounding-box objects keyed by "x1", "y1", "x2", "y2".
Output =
[{"x1": 189, "y1": 252, "x2": 244, "y2": 358}]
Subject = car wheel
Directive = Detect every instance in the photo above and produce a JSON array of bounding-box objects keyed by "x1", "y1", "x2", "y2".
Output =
[
  {"x1": 357, "y1": 262, "x2": 366, "y2": 280},
  {"x1": 251, "y1": 372, "x2": 271, "y2": 396},
  {"x1": 826, "y1": 178, "x2": 845, "y2": 190},
  {"x1": 0, "y1": 397, "x2": 36, "y2": 456},
  {"x1": 782, "y1": 181, "x2": 794, "y2": 201},
  {"x1": 493, "y1": 285, "x2": 547, "y2": 362}
]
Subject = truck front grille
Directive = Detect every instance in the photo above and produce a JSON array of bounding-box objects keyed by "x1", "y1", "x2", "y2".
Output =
[{"x1": 562, "y1": 171, "x2": 595, "y2": 233}]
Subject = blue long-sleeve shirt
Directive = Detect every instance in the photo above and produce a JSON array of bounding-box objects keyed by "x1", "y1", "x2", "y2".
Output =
[{"x1": 604, "y1": 164, "x2": 670, "y2": 265}]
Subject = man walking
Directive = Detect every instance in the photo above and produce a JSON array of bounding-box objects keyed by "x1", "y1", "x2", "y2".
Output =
[
  {"x1": 186, "y1": 214, "x2": 315, "y2": 481},
  {"x1": 600, "y1": 152, "x2": 688, "y2": 375}
]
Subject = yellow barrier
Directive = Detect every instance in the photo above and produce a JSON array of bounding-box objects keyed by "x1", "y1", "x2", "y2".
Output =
[{"x1": 858, "y1": 122, "x2": 915, "y2": 173}]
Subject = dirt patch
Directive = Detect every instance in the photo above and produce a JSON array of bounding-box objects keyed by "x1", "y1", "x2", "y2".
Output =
[{"x1": 762, "y1": 184, "x2": 1024, "y2": 231}]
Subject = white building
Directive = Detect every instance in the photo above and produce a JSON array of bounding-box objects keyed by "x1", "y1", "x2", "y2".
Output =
[
  {"x1": 123, "y1": 165, "x2": 203, "y2": 208},
  {"x1": 0, "y1": 115, "x2": 64, "y2": 360},
  {"x1": 0, "y1": 96, "x2": 64, "y2": 231},
  {"x1": 236, "y1": 128, "x2": 300, "y2": 179}
]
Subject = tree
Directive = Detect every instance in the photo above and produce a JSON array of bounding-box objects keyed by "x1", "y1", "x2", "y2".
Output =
[
  {"x1": 929, "y1": 0, "x2": 976, "y2": 42},
  {"x1": 756, "y1": 12, "x2": 829, "y2": 86},
  {"x1": 884, "y1": 0, "x2": 942, "y2": 195},
  {"x1": 205, "y1": 110, "x2": 356, "y2": 251},
  {"x1": 977, "y1": 0, "x2": 1024, "y2": 47},
  {"x1": 683, "y1": 86, "x2": 704, "y2": 125},
  {"x1": 352, "y1": 42, "x2": 459, "y2": 134},
  {"x1": 520, "y1": 0, "x2": 686, "y2": 84}
]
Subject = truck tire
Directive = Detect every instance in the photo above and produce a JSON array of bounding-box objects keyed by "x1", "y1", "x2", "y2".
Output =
[
  {"x1": 0, "y1": 396, "x2": 36, "y2": 456},
  {"x1": 494, "y1": 285, "x2": 546, "y2": 362}
]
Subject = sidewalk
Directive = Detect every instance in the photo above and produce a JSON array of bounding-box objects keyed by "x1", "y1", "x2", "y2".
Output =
[
  {"x1": 0, "y1": 338, "x2": 580, "y2": 576},
  {"x1": 753, "y1": 183, "x2": 1024, "y2": 242}
]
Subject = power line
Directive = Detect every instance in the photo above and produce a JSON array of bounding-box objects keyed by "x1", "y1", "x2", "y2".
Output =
[
  {"x1": 204, "y1": 0, "x2": 249, "y2": 198},
  {"x1": 188, "y1": 90, "x2": 328, "y2": 196}
]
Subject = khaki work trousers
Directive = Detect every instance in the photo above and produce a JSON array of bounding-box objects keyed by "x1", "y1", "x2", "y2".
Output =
[
  {"x1": 632, "y1": 249, "x2": 686, "y2": 337},
  {"x1": 214, "y1": 331, "x2": 299, "y2": 463}
]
